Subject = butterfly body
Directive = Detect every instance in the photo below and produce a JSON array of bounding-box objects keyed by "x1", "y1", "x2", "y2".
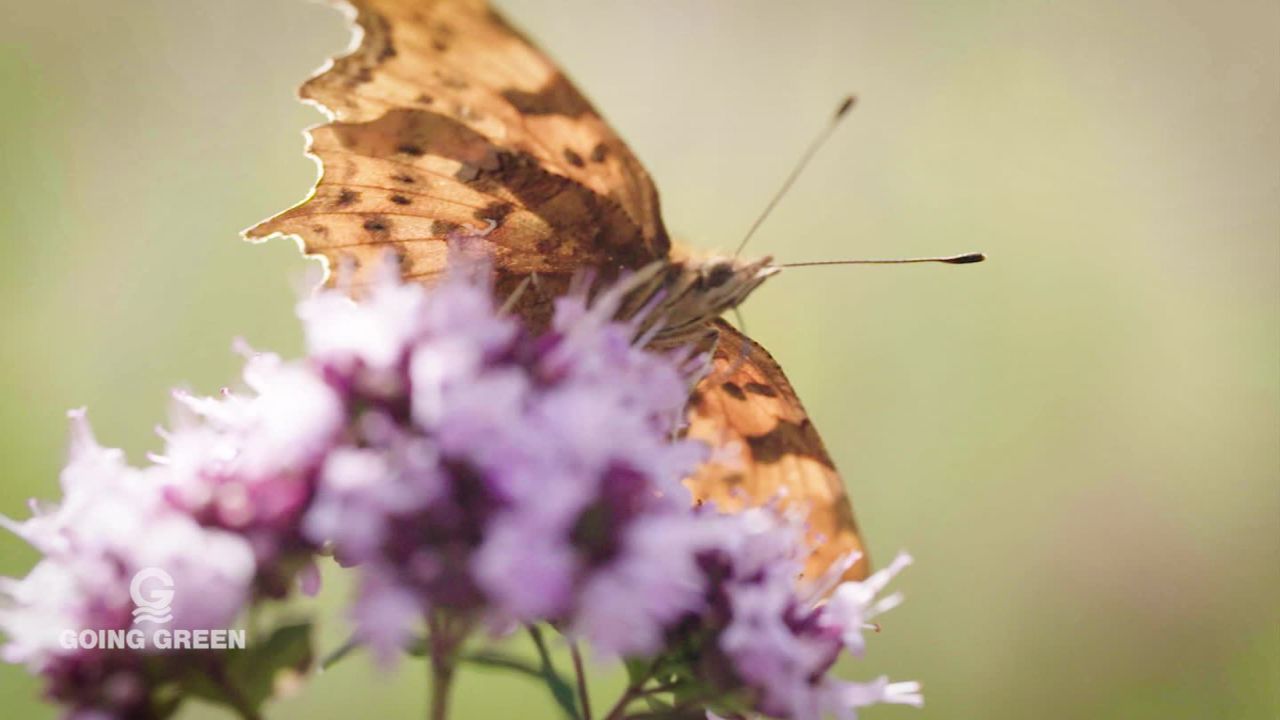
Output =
[{"x1": 249, "y1": 0, "x2": 869, "y2": 581}]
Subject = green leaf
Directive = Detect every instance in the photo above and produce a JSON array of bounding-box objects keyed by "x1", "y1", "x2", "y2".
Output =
[
  {"x1": 625, "y1": 657, "x2": 653, "y2": 685},
  {"x1": 404, "y1": 634, "x2": 429, "y2": 657},
  {"x1": 172, "y1": 657, "x2": 263, "y2": 720},
  {"x1": 527, "y1": 625, "x2": 582, "y2": 720},
  {"x1": 643, "y1": 695, "x2": 675, "y2": 713},
  {"x1": 144, "y1": 680, "x2": 186, "y2": 719},
  {"x1": 228, "y1": 621, "x2": 314, "y2": 709},
  {"x1": 459, "y1": 650, "x2": 544, "y2": 679},
  {"x1": 671, "y1": 680, "x2": 701, "y2": 705},
  {"x1": 171, "y1": 670, "x2": 225, "y2": 706},
  {"x1": 702, "y1": 687, "x2": 755, "y2": 718}
]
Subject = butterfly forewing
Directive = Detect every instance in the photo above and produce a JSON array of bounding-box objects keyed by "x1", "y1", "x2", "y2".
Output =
[{"x1": 247, "y1": 0, "x2": 667, "y2": 283}]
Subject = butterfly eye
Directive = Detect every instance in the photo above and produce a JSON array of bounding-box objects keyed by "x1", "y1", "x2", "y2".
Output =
[{"x1": 705, "y1": 262, "x2": 735, "y2": 288}]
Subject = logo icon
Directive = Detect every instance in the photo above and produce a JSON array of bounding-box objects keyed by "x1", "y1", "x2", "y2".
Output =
[{"x1": 130, "y1": 567, "x2": 174, "y2": 625}]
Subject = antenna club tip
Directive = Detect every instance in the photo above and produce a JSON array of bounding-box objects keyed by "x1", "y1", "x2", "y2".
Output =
[
  {"x1": 944, "y1": 252, "x2": 986, "y2": 264},
  {"x1": 835, "y1": 95, "x2": 857, "y2": 119}
]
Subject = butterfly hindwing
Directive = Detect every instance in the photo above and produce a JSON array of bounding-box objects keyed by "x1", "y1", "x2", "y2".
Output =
[{"x1": 685, "y1": 321, "x2": 870, "y2": 581}]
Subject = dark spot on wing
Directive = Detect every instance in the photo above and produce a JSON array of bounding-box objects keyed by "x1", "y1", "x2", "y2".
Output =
[
  {"x1": 390, "y1": 194, "x2": 412, "y2": 206},
  {"x1": 397, "y1": 143, "x2": 425, "y2": 157},
  {"x1": 744, "y1": 382, "x2": 778, "y2": 398},
  {"x1": 431, "y1": 22, "x2": 454, "y2": 53},
  {"x1": 745, "y1": 419, "x2": 835, "y2": 469},
  {"x1": 721, "y1": 382, "x2": 747, "y2": 401},
  {"x1": 363, "y1": 217, "x2": 389, "y2": 232},
  {"x1": 434, "y1": 70, "x2": 468, "y2": 90},
  {"x1": 364, "y1": 11, "x2": 395, "y2": 59},
  {"x1": 590, "y1": 143, "x2": 609, "y2": 163},
  {"x1": 501, "y1": 74, "x2": 593, "y2": 117},
  {"x1": 431, "y1": 219, "x2": 462, "y2": 236},
  {"x1": 391, "y1": 173, "x2": 416, "y2": 184},
  {"x1": 477, "y1": 201, "x2": 514, "y2": 223},
  {"x1": 336, "y1": 189, "x2": 360, "y2": 207},
  {"x1": 415, "y1": 93, "x2": 435, "y2": 105},
  {"x1": 562, "y1": 148, "x2": 585, "y2": 168}
]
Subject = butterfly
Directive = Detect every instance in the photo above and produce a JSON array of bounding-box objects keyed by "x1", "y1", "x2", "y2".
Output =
[{"x1": 247, "y1": 0, "x2": 869, "y2": 581}]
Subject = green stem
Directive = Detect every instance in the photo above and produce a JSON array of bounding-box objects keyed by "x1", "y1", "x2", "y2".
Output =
[
  {"x1": 430, "y1": 652, "x2": 454, "y2": 720},
  {"x1": 428, "y1": 613, "x2": 457, "y2": 720},
  {"x1": 569, "y1": 641, "x2": 593, "y2": 720},
  {"x1": 603, "y1": 687, "x2": 640, "y2": 720},
  {"x1": 602, "y1": 661, "x2": 655, "y2": 720},
  {"x1": 637, "y1": 680, "x2": 683, "y2": 697},
  {"x1": 319, "y1": 635, "x2": 360, "y2": 671}
]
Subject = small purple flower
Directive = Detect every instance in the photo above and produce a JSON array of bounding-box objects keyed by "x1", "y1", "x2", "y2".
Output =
[
  {"x1": 149, "y1": 346, "x2": 344, "y2": 598},
  {"x1": 570, "y1": 513, "x2": 723, "y2": 656},
  {"x1": 688, "y1": 508, "x2": 921, "y2": 720}
]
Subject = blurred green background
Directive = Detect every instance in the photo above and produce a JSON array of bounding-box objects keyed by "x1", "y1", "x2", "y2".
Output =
[{"x1": 1, "y1": 1, "x2": 1276, "y2": 718}]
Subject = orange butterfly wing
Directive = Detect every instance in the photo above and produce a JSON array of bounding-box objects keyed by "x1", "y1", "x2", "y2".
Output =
[
  {"x1": 246, "y1": 0, "x2": 668, "y2": 291},
  {"x1": 685, "y1": 321, "x2": 870, "y2": 582}
]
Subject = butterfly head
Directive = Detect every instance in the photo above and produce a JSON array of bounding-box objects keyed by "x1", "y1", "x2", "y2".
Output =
[{"x1": 610, "y1": 253, "x2": 776, "y2": 349}]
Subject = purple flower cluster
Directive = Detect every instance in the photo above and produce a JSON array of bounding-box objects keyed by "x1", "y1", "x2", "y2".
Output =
[
  {"x1": 295, "y1": 267, "x2": 709, "y2": 658},
  {"x1": 0, "y1": 411, "x2": 256, "y2": 716},
  {"x1": 1, "y1": 260, "x2": 920, "y2": 720}
]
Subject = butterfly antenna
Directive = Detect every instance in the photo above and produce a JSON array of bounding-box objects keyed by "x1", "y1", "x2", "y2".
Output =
[
  {"x1": 780, "y1": 252, "x2": 987, "y2": 268},
  {"x1": 733, "y1": 95, "x2": 857, "y2": 258},
  {"x1": 499, "y1": 275, "x2": 533, "y2": 314}
]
